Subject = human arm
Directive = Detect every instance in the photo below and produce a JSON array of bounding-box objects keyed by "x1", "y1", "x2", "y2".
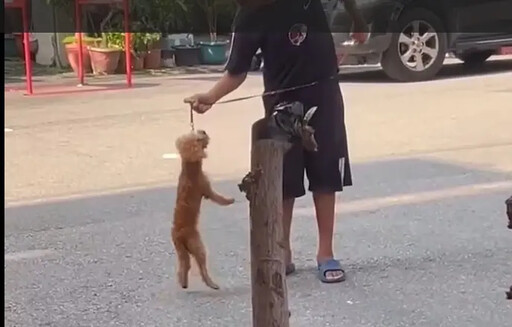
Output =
[
  {"x1": 183, "y1": 31, "x2": 259, "y2": 113},
  {"x1": 184, "y1": 72, "x2": 247, "y2": 113},
  {"x1": 184, "y1": 8, "x2": 262, "y2": 114}
]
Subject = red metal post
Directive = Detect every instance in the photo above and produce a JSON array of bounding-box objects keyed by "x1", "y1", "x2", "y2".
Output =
[
  {"x1": 123, "y1": 0, "x2": 132, "y2": 87},
  {"x1": 22, "y1": 1, "x2": 33, "y2": 95},
  {"x1": 75, "y1": 0, "x2": 84, "y2": 86}
]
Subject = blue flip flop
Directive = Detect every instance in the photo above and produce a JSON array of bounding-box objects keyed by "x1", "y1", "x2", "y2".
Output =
[{"x1": 317, "y1": 259, "x2": 346, "y2": 283}]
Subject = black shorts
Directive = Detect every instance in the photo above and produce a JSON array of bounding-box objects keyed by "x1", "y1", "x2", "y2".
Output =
[
  {"x1": 282, "y1": 142, "x2": 352, "y2": 199},
  {"x1": 268, "y1": 81, "x2": 353, "y2": 198}
]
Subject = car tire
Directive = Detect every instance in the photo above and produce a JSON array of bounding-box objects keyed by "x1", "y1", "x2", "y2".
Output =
[
  {"x1": 381, "y1": 8, "x2": 447, "y2": 82},
  {"x1": 456, "y1": 50, "x2": 494, "y2": 68}
]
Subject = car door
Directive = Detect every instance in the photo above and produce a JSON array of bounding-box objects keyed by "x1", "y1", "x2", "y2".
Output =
[
  {"x1": 321, "y1": 0, "x2": 351, "y2": 45},
  {"x1": 450, "y1": 0, "x2": 512, "y2": 39}
]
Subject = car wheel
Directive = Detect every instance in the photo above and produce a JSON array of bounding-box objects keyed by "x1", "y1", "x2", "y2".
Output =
[
  {"x1": 381, "y1": 8, "x2": 447, "y2": 82},
  {"x1": 456, "y1": 50, "x2": 494, "y2": 68}
]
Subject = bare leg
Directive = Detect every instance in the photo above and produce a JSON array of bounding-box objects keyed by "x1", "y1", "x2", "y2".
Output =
[
  {"x1": 313, "y1": 192, "x2": 343, "y2": 281},
  {"x1": 283, "y1": 198, "x2": 295, "y2": 267}
]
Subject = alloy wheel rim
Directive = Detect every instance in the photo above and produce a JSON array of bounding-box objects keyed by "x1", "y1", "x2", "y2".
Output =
[{"x1": 398, "y1": 20, "x2": 439, "y2": 72}]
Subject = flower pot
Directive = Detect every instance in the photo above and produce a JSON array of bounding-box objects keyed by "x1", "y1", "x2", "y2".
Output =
[
  {"x1": 65, "y1": 43, "x2": 92, "y2": 75},
  {"x1": 117, "y1": 52, "x2": 146, "y2": 73},
  {"x1": 173, "y1": 46, "x2": 202, "y2": 67},
  {"x1": 144, "y1": 48, "x2": 161, "y2": 69},
  {"x1": 198, "y1": 41, "x2": 228, "y2": 65},
  {"x1": 88, "y1": 47, "x2": 121, "y2": 75}
]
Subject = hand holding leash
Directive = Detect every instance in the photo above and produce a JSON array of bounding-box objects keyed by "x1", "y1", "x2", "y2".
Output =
[{"x1": 184, "y1": 93, "x2": 214, "y2": 114}]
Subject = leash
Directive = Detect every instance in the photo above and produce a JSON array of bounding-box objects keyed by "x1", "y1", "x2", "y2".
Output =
[
  {"x1": 189, "y1": 106, "x2": 195, "y2": 131},
  {"x1": 188, "y1": 49, "x2": 352, "y2": 131}
]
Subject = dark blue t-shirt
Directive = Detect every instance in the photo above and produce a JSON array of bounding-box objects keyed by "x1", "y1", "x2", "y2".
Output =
[
  {"x1": 225, "y1": 0, "x2": 347, "y2": 158},
  {"x1": 226, "y1": 0, "x2": 339, "y2": 108}
]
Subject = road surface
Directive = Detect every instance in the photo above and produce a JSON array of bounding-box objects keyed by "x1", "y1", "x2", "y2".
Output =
[{"x1": 5, "y1": 59, "x2": 512, "y2": 327}]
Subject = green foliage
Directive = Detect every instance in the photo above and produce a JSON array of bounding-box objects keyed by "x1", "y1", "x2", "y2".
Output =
[
  {"x1": 62, "y1": 35, "x2": 101, "y2": 46},
  {"x1": 104, "y1": 32, "x2": 124, "y2": 49},
  {"x1": 48, "y1": 0, "x2": 237, "y2": 36},
  {"x1": 195, "y1": 0, "x2": 237, "y2": 40},
  {"x1": 131, "y1": 0, "x2": 189, "y2": 34},
  {"x1": 46, "y1": 0, "x2": 72, "y2": 8},
  {"x1": 131, "y1": 32, "x2": 161, "y2": 54}
]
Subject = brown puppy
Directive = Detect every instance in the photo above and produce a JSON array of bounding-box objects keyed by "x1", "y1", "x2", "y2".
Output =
[{"x1": 171, "y1": 130, "x2": 234, "y2": 290}]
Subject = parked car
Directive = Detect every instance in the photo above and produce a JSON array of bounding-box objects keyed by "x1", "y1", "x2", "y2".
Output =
[{"x1": 323, "y1": 0, "x2": 512, "y2": 82}]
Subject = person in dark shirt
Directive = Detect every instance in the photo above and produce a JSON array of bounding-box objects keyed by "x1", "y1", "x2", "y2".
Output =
[{"x1": 185, "y1": 0, "x2": 367, "y2": 283}]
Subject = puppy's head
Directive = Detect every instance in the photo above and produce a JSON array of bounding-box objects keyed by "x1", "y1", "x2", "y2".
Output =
[{"x1": 175, "y1": 130, "x2": 210, "y2": 162}]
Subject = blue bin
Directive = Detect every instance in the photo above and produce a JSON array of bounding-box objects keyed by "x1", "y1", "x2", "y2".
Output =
[{"x1": 199, "y1": 41, "x2": 228, "y2": 65}]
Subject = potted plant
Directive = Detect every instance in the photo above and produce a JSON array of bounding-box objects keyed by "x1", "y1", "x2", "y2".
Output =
[
  {"x1": 143, "y1": 32, "x2": 163, "y2": 69},
  {"x1": 62, "y1": 33, "x2": 101, "y2": 75},
  {"x1": 88, "y1": 32, "x2": 123, "y2": 75},
  {"x1": 117, "y1": 32, "x2": 148, "y2": 73},
  {"x1": 196, "y1": 0, "x2": 230, "y2": 65}
]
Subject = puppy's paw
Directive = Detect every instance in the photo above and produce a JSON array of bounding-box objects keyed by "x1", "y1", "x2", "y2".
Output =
[
  {"x1": 178, "y1": 272, "x2": 188, "y2": 289},
  {"x1": 222, "y1": 197, "x2": 235, "y2": 206},
  {"x1": 214, "y1": 196, "x2": 235, "y2": 206},
  {"x1": 206, "y1": 281, "x2": 220, "y2": 290}
]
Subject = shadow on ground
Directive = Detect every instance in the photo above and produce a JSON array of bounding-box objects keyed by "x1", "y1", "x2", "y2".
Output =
[
  {"x1": 4, "y1": 59, "x2": 68, "y2": 84},
  {"x1": 338, "y1": 58, "x2": 512, "y2": 83},
  {"x1": 4, "y1": 58, "x2": 225, "y2": 85},
  {"x1": 161, "y1": 59, "x2": 512, "y2": 85}
]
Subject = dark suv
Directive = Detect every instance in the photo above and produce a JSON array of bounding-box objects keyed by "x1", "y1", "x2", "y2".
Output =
[{"x1": 323, "y1": 0, "x2": 512, "y2": 82}]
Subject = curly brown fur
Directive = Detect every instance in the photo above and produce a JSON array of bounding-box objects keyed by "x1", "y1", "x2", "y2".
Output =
[{"x1": 171, "y1": 130, "x2": 234, "y2": 290}]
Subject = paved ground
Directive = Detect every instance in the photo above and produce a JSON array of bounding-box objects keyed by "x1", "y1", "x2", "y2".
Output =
[{"x1": 4, "y1": 58, "x2": 512, "y2": 327}]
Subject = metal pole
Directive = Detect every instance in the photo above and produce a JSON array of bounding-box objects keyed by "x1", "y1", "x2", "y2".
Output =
[
  {"x1": 22, "y1": 1, "x2": 33, "y2": 95},
  {"x1": 75, "y1": 0, "x2": 84, "y2": 86},
  {"x1": 123, "y1": 0, "x2": 132, "y2": 87}
]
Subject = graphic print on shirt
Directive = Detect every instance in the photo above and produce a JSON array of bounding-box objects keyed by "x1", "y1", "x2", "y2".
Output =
[{"x1": 288, "y1": 23, "x2": 308, "y2": 46}]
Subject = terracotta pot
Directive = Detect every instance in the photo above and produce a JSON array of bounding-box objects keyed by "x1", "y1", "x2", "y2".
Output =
[
  {"x1": 65, "y1": 43, "x2": 92, "y2": 75},
  {"x1": 144, "y1": 48, "x2": 161, "y2": 69},
  {"x1": 88, "y1": 47, "x2": 121, "y2": 75},
  {"x1": 117, "y1": 53, "x2": 146, "y2": 73}
]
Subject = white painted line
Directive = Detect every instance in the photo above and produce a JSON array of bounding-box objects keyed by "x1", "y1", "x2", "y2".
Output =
[
  {"x1": 295, "y1": 180, "x2": 512, "y2": 216},
  {"x1": 5, "y1": 249, "x2": 56, "y2": 262},
  {"x1": 162, "y1": 153, "x2": 179, "y2": 159},
  {"x1": 5, "y1": 128, "x2": 13, "y2": 132}
]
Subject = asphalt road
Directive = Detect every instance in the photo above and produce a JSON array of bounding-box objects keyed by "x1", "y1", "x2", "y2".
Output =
[{"x1": 5, "y1": 59, "x2": 512, "y2": 327}]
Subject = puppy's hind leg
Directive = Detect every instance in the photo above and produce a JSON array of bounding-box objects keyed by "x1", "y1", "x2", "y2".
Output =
[
  {"x1": 187, "y1": 234, "x2": 219, "y2": 290},
  {"x1": 173, "y1": 239, "x2": 191, "y2": 289}
]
